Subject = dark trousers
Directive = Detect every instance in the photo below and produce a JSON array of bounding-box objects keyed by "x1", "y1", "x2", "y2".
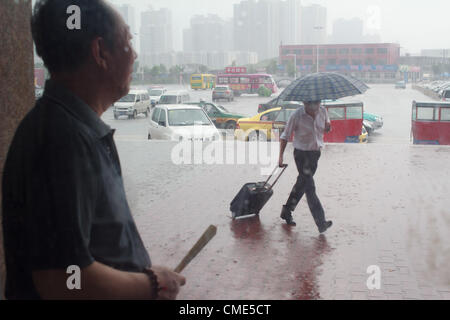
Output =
[{"x1": 285, "y1": 149, "x2": 326, "y2": 227}]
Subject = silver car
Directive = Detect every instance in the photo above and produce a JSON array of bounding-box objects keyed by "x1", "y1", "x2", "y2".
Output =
[{"x1": 212, "y1": 85, "x2": 234, "y2": 102}]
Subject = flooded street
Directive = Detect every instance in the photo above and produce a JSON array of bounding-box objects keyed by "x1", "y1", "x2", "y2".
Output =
[{"x1": 103, "y1": 84, "x2": 450, "y2": 299}]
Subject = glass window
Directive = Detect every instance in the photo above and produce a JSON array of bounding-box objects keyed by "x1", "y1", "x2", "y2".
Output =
[
  {"x1": 319, "y1": 49, "x2": 325, "y2": 54},
  {"x1": 149, "y1": 89, "x2": 163, "y2": 96},
  {"x1": 191, "y1": 76, "x2": 202, "y2": 81},
  {"x1": 218, "y1": 77, "x2": 228, "y2": 84},
  {"x1": 441, "y1": 107, "x2": 450, "y2": 121},
  {"x1": 328, "y1": 59, "x2": 337, "y2": 65},
  {"x1": 294, "y1": 49, "x2": 302, "y2": 55},
  {"x1": 151, "y1": 108, "x2": 161, "y2": 122},
  {"x1": 168, "y1": 109, "x2": 211, "y2": 126},
  {"x1": 204, "y1": 104, "x2": 217, "y2": 115},
  {"x1": 327, "y1": 48, "x2": 337, "y2": 55},
  {"x1": 275, "y1": 110, "x2": 287, "y2": 122},
  {"x1": 339, "y1": 60, "x2": 349, "y2": 65},
  {"x1": 282, "y1": 49, "x2": 290, "y2": 55},
  {"x1": 240, "y1": 77, "x2": 250, "y2": 84},
  {"x1": 285, "y1": 109, "x2": 297, "y2": 121},
  {"x1": 339, "y1": 48, "x2": 349, "y2": 54},
  {"x1": 377, "y1": 48, "x2": 388, "y2": 54},
  {"x1": 159, "y1": 95, "x2": 177, "y2": 104},
  {"x1": 346, "y1": 106, "x2": 363, "y2": 119},
  {"x1": 351, "y1": 48, "x2": 362, "y2": 54},
  {"x1": 327, "y1": 107, "x2": 345, "y2": 120},
  {"x1": 275, "y1": 109, "x2": 297, "y2": 122},
  {"x1": 417, "y1": 107, "x2": 436, "y2": 121},
  {"x1": 215, "y1": 86, "x2": 228, "y2": 91},
  {"x1": 119, "y1": 94, "x2": 135, "y2": 102},
  {"x1": 263, "y1": 76, "x2": 272, "y2": 84},
  {"x1": 260, "y1": 111, "x2": 279, "y2": 122},
  {"x1": 158, "y1": 108, "x2": 166, "y2": 123},
  {"x1": 304, "y1": 49, "x2": 313, "y2": 55},
  {"x1": 304, "y1": 60, "x2": 313, "y2": 65},
  {"x1": 230, "y1": 77, "x2": 239, "y2": 84},
  {"x1": 365, "y1": 48, "x2": 375, "y2": 54}
]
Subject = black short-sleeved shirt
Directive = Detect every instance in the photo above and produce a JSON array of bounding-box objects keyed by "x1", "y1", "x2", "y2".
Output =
[{"x1": 1, "y1": 80, "x2": 151, "y2": 299}]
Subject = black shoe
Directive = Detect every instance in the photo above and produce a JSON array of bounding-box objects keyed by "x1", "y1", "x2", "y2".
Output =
[
  {"x1": 280, "y1": 206, "x2": 296, "y2": 226},
  {"x1": 318, "y1": 221, "x2": 333, "y2": 233}
]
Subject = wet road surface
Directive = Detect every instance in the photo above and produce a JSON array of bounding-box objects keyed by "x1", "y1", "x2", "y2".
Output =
[{"x1": 104, "y1": 84, "x2": 450, "y2": 299}]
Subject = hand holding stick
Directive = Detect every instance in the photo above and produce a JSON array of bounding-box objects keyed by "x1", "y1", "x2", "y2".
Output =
[{"x1": 174, "y1": 225, "x2": 217, "y2": 273}]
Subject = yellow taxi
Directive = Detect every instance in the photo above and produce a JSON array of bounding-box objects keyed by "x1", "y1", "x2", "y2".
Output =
[
  {"x1": 235, "y1": 106, "x2": 369, "y2": 143},
  {"x1": 235, "y1": 107, "x2": 298, "y2": 141},
  {"x1": 359, "y1": 126, "x2": 368, "y2": 143}
]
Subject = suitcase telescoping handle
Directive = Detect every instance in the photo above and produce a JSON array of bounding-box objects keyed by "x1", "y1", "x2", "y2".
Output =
[{"x1": 262, "y1": 164, "x2": 288, "y2": 191}]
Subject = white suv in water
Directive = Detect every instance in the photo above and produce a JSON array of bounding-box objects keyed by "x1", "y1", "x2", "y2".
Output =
[{"x1": 113, "y1": 89, "x2": 151, "y2": 119}]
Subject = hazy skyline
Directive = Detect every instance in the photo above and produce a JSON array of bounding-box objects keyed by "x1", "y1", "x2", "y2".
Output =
[
  {"x1": 108, "y1": 0, "x2": 450, "y2": 54},
  {"x1": 30, "y1": 0, "x2": 450, "y2": 55}
]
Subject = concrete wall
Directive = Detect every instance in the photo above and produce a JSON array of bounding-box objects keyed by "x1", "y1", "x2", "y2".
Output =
[{"x1": 0, "y1": 0, "x2": 35, "y2": 299}]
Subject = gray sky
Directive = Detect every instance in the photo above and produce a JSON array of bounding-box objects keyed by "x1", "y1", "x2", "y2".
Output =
[{"x1": 36, "y1": 0, "x2": 450, "y2": 54}]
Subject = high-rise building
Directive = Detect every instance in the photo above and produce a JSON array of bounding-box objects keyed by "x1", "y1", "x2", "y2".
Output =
[
  {"x1": 279, "y1": 0, "x2": 302, "y2": 45},
  {"x1": 421, "y1": 49, "x2": 450, "y2": 59},
  {"x1": 116, "y1": 4, "x2": 136, "y2": 49},
  {"x1": 301, "y1": 4, "x2": 327, "y2": 45},
  {"x1": 140, "y1": 8, "x2": 173, "y2": 66},
  {"x1": 233, "y1": 0, "x2": 302, "y2": 61},
  {"x1": 183, "y1": 15, "x2": 233, "y2": 53},
  {"x1": 331, "y1": 18, "x2": 364, "y2": 44},
  {"x1": 183, "y1": 28, "x2": 194, "y2": 52}
]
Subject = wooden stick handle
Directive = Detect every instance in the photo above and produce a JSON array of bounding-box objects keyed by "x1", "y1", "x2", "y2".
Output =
[{"x1": 174, "y1": 225, "x2": 217, "y2": 273}]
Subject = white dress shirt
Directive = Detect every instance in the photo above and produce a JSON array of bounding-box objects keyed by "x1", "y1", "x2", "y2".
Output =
[{"x1": 280, "y1": 106, "x2": 330, "y2": 151}]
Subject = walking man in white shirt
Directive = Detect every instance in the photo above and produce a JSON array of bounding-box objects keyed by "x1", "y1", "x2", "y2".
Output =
[{"x1": 278, "y1": 101, "x2": 333, "y2": 233}]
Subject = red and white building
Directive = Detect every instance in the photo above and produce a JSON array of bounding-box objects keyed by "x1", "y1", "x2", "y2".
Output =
[{"x1": 279, "y1": 43, "x2": 402, "y2": 82}]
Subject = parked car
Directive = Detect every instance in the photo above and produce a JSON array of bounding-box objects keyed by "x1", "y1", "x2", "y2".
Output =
[
  {"x1": 359, "y1": 126, "x2": 368, "y2": 143},
  {"x1": 113, "y1": 89, "x2": 151, "y2": 119},
  {"x1": 147, "y1": 86, "x2": 167, "y2": 107},
  {"x1": 212, "y1": 85, "x2": 234, "y2": 102},
  {"x1": 441, "y1": 89, "x2": 450, "y2": 102},
  {"x1": 257, "y1": 97, "x2": 302, "y2": 113},
  {"x1": 159, "y1": 90, "x2": 190, "y2": 105},
  {"x1": 395, "y1": 81, "x2": 406, "y2": 89},
  {"x1": 363, "y1": 112, "x2": 383, "y2": 134},
  {"x1": 235, "y1": 106, "x2": 299, "y2": 141},
  {"x1": 186, "y1": 101, "x2": 246, "y2": 130},
  {"x1": 147, "y1": 104, "x2": 220, "y2": 141}
]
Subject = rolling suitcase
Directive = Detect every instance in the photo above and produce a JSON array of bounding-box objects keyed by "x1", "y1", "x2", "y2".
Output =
[{"x1": 230, "y1": 165, "x2": 288, "y2": 219}]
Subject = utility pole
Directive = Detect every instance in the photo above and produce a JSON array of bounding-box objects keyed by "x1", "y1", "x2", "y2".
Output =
[
  {"x1": 286, "y1": 54, "x2": 297, "y2": 79},
  {"x1": 314, "y1": 26, "x2": 324, "y2": 73}
]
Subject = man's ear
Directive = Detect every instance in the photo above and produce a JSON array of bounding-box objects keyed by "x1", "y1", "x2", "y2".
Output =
[{"x1": 91, "y1": 37, "x2": 111, "y2": 70}]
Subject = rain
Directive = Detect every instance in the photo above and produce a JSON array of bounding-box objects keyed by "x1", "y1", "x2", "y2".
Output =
[{"x1": 1, "y1": 0, "x2": 449, "y2": 303}]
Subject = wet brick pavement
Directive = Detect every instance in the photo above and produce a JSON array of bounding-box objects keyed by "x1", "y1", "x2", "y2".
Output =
[{"x1": 117, "y1": 140, "x2": 450, "y2": 300}]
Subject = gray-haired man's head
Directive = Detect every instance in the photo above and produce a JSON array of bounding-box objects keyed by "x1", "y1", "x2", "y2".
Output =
[{"x1": 32, "y1": 0, "x2": 137, "y2": 99}]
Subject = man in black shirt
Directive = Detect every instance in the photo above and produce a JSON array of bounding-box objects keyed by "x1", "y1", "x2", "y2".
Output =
[{"x1": 2, "y1": 0, "x2": 185, "y2": 299}]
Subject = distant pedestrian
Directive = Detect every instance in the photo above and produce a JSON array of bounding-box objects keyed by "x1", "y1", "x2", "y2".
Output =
[
  {"x1": 2, "y1": 0, "x2": 185, "y2": 299},
  {"x1": 278, "y1": 101, "x2": 333, "y2": 233}
]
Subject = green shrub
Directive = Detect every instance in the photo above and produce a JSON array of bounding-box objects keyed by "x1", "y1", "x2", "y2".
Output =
[{"x1": 258, "y1": 85, "x2": 272, "y2": 97}]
